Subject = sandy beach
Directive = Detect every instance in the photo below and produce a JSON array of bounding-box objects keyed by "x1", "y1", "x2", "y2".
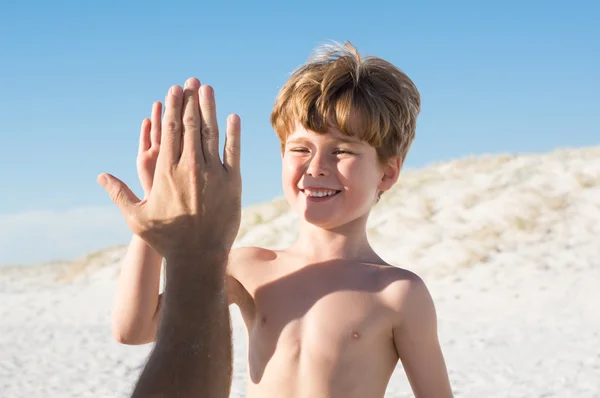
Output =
[{"x1": 1, "y1": 146, "x2": 599, "y2": 397}]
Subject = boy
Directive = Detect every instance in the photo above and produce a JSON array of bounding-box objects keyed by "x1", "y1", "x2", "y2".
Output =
[{"x1": 111, "y1": 42, "x2": 453, "y2": 397}]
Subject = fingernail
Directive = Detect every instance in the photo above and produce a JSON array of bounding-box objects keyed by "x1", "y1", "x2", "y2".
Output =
[
  {"x1": 186, "y1": 78, "x2": 200, "y2": 88},
  {"x1": 201, "y1": 85, "x2": 213, "y2": 99},
  {"x1": 170, "y1": 86, "x2": 182, "y2": 97},
  {"x1": 97, "y1": 174, "x2": 109, "y2": 188}
]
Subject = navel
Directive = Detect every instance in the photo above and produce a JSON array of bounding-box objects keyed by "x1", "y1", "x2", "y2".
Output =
[{"x1": 260, "y1": 315, "x2": 268, "y2": 326}]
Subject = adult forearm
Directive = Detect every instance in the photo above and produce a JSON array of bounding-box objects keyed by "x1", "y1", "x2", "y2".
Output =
[{"x1": 131, "y1": 250, "x2": 232, "y2": 398}]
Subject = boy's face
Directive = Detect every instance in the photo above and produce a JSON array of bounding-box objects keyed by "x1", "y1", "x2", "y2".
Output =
[{"x1": 281, "y1": 122, "x2": 400, "y2": 229}]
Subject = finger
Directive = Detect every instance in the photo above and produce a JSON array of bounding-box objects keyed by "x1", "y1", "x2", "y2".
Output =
[
  {"x1": 157, "y1": 85, "x2": 184, "y2": 165},
  {"x1": 199, "y1": 85, "x2": 220, "y2": 164},
  {"x1": 138, "y1": 118, "x2": 151, "y2": 154},
  {"x1": 223, "y1": 114, "x2": 241, "y2": 173},
  {"x1": 150, "y1": 102, "x2": 162, "y2": 148},
  {"x1": 181, "y1": 77, "x2": 203, "y2": 163},
  {"x1": 97, "y1": 173, "x2": 141, "y2": 225}
]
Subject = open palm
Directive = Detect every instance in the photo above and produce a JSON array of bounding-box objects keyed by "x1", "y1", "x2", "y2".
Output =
[{"x1": 137, "y1": 102, "x2": 162, "y2": 198}]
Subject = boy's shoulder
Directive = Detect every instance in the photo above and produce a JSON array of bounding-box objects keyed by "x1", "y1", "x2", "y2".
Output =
[
  {"x1": 227, "y1": 246, "x2": 276, "y2": 277},
  {"x1": 364, "y1": 261, "x2": 423, "y2": 287},
  {"x1": 225, "y1": 246, "x2": 274, "y2": 306},
  {"x1": 374, "y1": 265, "x2": 433, "y2": 321}
]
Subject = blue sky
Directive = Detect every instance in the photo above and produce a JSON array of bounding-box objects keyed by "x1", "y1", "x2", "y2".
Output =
[{"x1": 1, "y1": 0, "x2": 598, "y2": 265}]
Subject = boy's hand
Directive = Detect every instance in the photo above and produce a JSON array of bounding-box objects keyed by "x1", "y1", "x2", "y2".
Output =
[
  {"x1": 98, "y1": 78, "x2": 242, "y2": 261},
  {"x1": 137, "y1": 102, "x2": 162, "y2": 199}
]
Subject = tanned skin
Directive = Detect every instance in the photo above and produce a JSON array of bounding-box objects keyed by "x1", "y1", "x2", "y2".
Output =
[{"x1": 99, "y1": 77, "x2": 241, "y2": 397}]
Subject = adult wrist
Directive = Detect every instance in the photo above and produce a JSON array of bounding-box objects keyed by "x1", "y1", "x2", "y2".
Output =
[
  {"x1": 162, "y1": 248, "x2": 229, "y2": 312},
  {"x1": 164, "y1": 245, "x2": 229, "y2": 266},
  {"x1": 163, "y1": 245, "x2": 230, "y2": 284}
]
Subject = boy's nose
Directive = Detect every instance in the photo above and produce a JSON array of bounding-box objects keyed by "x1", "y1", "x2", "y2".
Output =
[{"x1": 305, "y1": 155, "x2": 329, "y2": 177}]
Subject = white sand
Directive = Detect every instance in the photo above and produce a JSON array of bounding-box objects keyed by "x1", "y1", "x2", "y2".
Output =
[{"x1": 1, "y1": 146, "x2": 599, "y2": 397}]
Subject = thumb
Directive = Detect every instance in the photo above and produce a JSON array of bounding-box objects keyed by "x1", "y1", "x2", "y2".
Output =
[{"x1": 97, "y1": 173, "x2": 141, "y2": 214}]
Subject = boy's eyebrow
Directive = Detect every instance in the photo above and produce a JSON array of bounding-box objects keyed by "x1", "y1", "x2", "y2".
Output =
[{"x1": 286, "y1": 136, "x2": 362, "y2": 145}]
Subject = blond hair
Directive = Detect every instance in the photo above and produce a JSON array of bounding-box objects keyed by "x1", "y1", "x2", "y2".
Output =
[{"x1": 270, "y1": 41, "x2": 421, "y2": 164}]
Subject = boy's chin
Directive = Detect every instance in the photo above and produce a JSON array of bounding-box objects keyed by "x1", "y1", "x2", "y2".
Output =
[
  {"x1": 299, "y1": 211, "x2": 348, "y2": 230},
  {"x1": 297, "y1": 205, "x2": 372, "y2": 230}
]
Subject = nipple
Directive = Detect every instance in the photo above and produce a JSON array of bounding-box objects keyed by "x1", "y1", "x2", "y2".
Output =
[{"x1": 351, "y1": 331, "x2": 361, "y2": 339}]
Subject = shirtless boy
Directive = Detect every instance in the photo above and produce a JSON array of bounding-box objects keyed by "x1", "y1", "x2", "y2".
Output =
[{"x1": 112, "y1": 42, "x2": 453, "y2": 397}]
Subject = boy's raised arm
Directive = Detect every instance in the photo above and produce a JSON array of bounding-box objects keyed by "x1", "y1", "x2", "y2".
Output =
[
  {"x1": 110, "y1": 101, "x2": 169, "y2": 345},
  {"x1": 111, "y1": 234, "x2": 163, "y2": 345},
  {"x1": 392, "y1": 274, "x2": 454, "y2": 398}
]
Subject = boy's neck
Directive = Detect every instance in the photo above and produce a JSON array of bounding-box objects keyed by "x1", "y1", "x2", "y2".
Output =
[{"x1": 288, "y1": 214, "x2": 383, "y2": 265}]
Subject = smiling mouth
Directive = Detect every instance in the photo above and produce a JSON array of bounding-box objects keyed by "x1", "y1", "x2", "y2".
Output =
[{"x1": 300, "y1": 189, "x2": 342, "y2": 198}]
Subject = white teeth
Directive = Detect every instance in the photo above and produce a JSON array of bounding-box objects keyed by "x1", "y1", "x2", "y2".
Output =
[{"x1": 304, "y1": 189, "x2": 338, "y2": 197}]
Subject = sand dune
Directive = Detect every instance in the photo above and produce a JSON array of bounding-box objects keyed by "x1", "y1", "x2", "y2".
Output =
[{"x1": 1, "y1": 146, "x2": 599, "y2": 397}]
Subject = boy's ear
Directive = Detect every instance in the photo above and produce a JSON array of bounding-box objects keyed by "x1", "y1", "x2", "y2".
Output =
[{"x1": 377, "y1": 156, "x2": 402, "y2": 192}]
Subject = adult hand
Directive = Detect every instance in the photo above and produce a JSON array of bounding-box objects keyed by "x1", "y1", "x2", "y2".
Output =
[{"x1": 98, "y1": 78, "x2": 242, "y2": 260}]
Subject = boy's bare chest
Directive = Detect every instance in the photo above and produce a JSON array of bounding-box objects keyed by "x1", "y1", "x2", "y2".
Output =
[
  {"x1": 246, "y1": 273, "x2": 394, "y2": 364},
  {"x1": 235, "y1": 261, "x2": 400, "y2": 388}
]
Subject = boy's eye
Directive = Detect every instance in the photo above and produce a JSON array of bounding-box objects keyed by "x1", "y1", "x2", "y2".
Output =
[{"x1": 288, "y1": 148, "x2": 355, "y2": 155}]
